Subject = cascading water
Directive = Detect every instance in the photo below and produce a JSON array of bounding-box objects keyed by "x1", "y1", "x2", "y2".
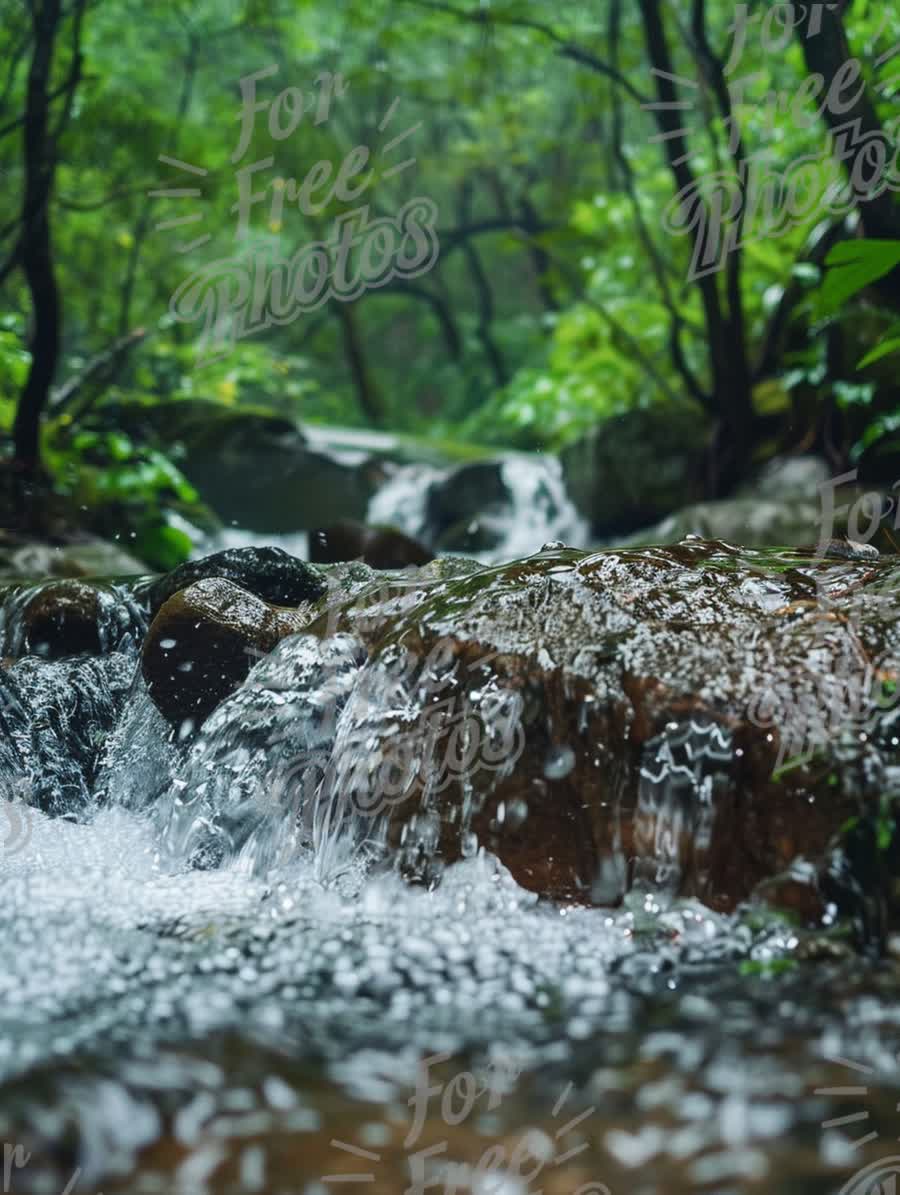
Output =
[
  {"x1": 2, "y1": 554, "x2": 900, "y2": 1195},
  {"x1": 368, "y1": 453, "x2": 590, "y2": 562},
  {"x1": 196, "y1": 451, "x2": 590, "y2": 565}
]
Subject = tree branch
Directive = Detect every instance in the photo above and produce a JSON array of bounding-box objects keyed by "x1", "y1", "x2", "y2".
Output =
[
  {"x1": 688, "y1": 0, "x2": 747, "y2": 372},
  {"x1": 51, "y1": 325, "x2": 148, "y2": 415},
  {"x1": 754, "y1": 221, "x2": 847, "y2": 381},
  {"x1": 401, "y1": 0, "x2": 651, "y2": 104},
  {"x1": 55, "y1": 180, "x2": 154, "y2": 211},
  {"x1": 609, "y1": 0, "x2": 708, "y2": 409}
]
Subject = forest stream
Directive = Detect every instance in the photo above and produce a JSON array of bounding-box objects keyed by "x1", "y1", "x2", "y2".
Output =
[
  {"x1": 3, "y1": 2, "x2": 900, "y2": 1191},
  {"x1": 1, "y1": 529, "x2": 899, "y2": 1195}
]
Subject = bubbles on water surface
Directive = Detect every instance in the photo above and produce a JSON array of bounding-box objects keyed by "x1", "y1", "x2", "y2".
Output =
[
  {"x1": 2, "y1": 603, "x2": 900, "y2": 1193},
  {"x1": 544, "y1": 745, "x2": 576, "y2": 781}
]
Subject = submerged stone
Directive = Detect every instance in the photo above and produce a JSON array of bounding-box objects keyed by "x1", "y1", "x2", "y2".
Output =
[
  {"x1": 20, "y1": 579, "x2": 105, "y2": 657},
  {"x1": 0, "y1": 577, "x2": 148, "y2": 660}
]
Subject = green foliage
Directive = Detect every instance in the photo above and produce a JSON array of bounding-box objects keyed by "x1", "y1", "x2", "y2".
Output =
[
  {"x1": 2, "y1": 0, "x2": 900, "y2": 506},
  {"x1": 817, "y1": 241, "x2": 900, "y2": 319},
  {"x1": 858, "y1": 326, "x2": 900, "y2": 369},
  {"x1": 134, "y1": 338, "x2": 331, "y2": 420},
  {"x1": 46, "y1": 424, "x2": 210, "y2": 570},
  {"x1": 739, "y1": 958, "x2": 799, "y2": 979}
]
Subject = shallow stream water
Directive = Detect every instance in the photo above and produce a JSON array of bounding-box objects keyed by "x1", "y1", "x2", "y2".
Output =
[{"x1": 1, "y1": 550, "x2": 900, "y2": 1195}]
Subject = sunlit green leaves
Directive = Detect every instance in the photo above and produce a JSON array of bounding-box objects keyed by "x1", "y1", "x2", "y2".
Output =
[{"x1": 817, "y1": 240, "x2": 900, "y2": 318}]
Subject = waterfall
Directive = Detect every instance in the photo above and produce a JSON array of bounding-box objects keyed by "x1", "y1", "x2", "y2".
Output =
[{"x1": 368, "y1": 454, "x2": 589, "y2": 562}]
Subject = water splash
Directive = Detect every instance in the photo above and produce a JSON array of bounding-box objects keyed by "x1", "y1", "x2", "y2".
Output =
[
  {"x1": 634, "y1": 719, "x2": 733, "y2": 894},
  {"x1": 369, "y1": 455, "x2": 589, "y2": 563}
]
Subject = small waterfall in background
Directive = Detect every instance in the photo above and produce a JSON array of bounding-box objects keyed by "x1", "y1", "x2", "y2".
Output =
[
  {"x1": 365, "y1": 462, "x2": 446, "y2": 541},
  {"x1": 195, "y1": 448, "x2": 590, "y2": 564},
  {"x1": 368, "y1": 453, "x2": 590, "y2": 562}
]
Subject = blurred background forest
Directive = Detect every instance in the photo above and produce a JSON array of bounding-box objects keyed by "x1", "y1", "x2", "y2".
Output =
[{"x1": 1, "y1": 0, "x2": 899, "y2": 571}]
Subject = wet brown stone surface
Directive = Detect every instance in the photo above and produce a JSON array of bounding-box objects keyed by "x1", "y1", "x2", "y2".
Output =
[
  {"x1": 142, "y1": 577, "x2": 313, "y2": 728},
  {"x1": 309, "y1": 519, "x2": 433, "y2": 569},
  {"x1": 19, "y1": 579, "x2": 104, "y2": 658},
  {"x1": 307, "y1": 540, "x2": 900, "y2": 916}
]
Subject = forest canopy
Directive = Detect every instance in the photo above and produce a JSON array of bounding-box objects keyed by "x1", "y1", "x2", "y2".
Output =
[{"x1": 1, "y1": 0, "x2": 899, "y2": 565}]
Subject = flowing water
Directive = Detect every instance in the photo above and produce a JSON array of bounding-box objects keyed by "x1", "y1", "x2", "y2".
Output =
[
  {"x1": 1, "y1": 555, "x2": 900, "y2": 1195},
  {"x1": 199, "y1": 452, "x2": 589, "y2": 566},
  {"x1": 367, "y1": 454, "x2": 589, "y2": 563}
]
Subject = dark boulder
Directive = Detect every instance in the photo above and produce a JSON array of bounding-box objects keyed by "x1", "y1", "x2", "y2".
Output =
[
  {"x1": 309, "y1": 520, "x2": 432, "y2": 570},
  {"x1": 560, "y1": 405, "x2": 708, "y2": 536},
  {"x1": 147, "y1": 547, "x2": 327, "y2": 619},
  {"x1": 14, "y1": 579, "x2": 135, "y2": 660},
  {"x1": 120, "y1": 401, "x2": 378, "y2": 533},
  {"x1": 424, "y1": 461, "x2": 511, "y2": 549},
  {"x1": 20, "y1": 580, "x2": 104, "y2": 658}
]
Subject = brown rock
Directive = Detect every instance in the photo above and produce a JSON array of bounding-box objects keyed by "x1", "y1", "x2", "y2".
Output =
[
  {"x1": 142, "y1": 577, "x2": 312, "y2": 728},
  {"x1": 308, "y1": 540, "x2": 900, "y2": 921},
  {"x1": 21, "y1": 580, "x2": 103, "y2": 657},
  {"x1": 309, "y1": 520, "x2": 432, "y2": 570}
]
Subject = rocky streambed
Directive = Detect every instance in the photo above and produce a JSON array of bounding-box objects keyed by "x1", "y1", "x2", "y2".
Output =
[{"x1": 1, "y1": 540, "x2": 900, "y2": 1194}]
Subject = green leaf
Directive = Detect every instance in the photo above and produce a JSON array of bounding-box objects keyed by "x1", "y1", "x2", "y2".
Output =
[
  {"x1": 858, "y1": 335, "x2": 900, "y2": 369},
  {"x1": 134, "y1": 523, "x2": 193, "y2": 571},
  {"x1": 817, "y1": 240, "x2": 900, "y2": 317}
]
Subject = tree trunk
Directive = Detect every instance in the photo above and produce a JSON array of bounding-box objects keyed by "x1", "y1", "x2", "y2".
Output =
[
  {"x1": 13, "y1": 0, "x2": 64, "y2": 474},
  {"x1": 798, "y1": 7, "x2": 900, "y2": 304},
  {"x1": 639, "y1": 0, "x2": 755, "y2": 493},
  {"x1": 798, "y1": 7, "x2": 900, "y2": 243},
  {"x1": 458, "y1": 180, "x2": 508, "y2": 389},
  {"x1": 334, "y1": 300, "x2": 385, "y2": 424}
]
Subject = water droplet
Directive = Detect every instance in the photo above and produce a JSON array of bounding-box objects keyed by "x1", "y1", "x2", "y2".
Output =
[
  {"x1": 461, "y1": 831, "x2": 479, "y2": 857},
  {"x1": 505, "y1": 798, "x2": 528, "y2": 830},
  {"x1": 543, "y1": 745, "x2": 575, "y2": 780}
]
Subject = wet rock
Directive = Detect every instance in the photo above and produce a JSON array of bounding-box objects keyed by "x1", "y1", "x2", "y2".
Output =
[
  {"x1": 425, "y1": 461, "x2": 511, "y2": 546},
  {"x1": 434, "y1": 516, "x2": 507, "y2": 556},
  {"x1": 304, "y1": 539, "x2": 900, "y2": 921},
  {"x1": 309, "y1": 520, "x2": 432, "y2": 569},
  {"x1": 142, "y1": 578, "x2": 313, "y2": 728},
  {"x1": 618, "y1": 496, "x2": 824, "y2": 549},
  {"x1": 620, "y1": 490, "x2": 898, "y2": 553},
  {"x1": 1, "y1": 579, "x2": 149, "y2": 661},
  {"x1": 622, "y1": 453, "x2": 898, "y2": 555},
  {"x1": 19, "y1": 580, "x2": 104, "y2": 657},
  {"x1": 821, "y1": 538, "x2": 880, "y2": 561},
  {"x1": 147, "y1": 546, "x2": 327, "y2": 618},
  {"x1": 0, "y1": 533, "x2": 147, "y2": 581},
  {"x1": 738, "y1": 455, "x2": 831, "y2": 501},
  {"x1": 119, "y1": 401, "x2": 378, "y2": 532},
  {"x1": 560, "y1": 405, "x2": 708, "y2": 536}
]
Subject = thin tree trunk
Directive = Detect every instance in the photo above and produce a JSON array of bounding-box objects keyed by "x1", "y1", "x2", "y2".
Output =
[
  {"x1": 639, "y1": 0, "x2": 755, "y2": 492},
  {"x1": 458, "y1": 180, "x2": 508, "y2": 388},
  {"x1": 13, "y1": 0, "x2": 64, "y2": 472},
  {"x1": 333, "y1": 300, "x2": 385, "y2": 424},
  {"x1": 797, "y1": 6, "x2": 900, "y2": 303}
]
